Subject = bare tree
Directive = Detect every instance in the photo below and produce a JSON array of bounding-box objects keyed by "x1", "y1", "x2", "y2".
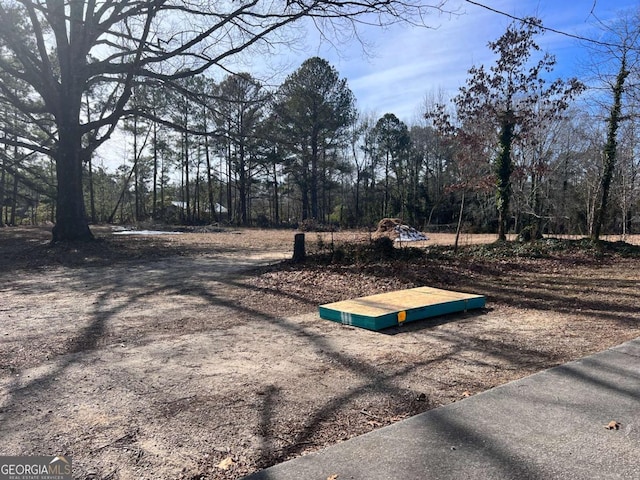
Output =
[
  {"x1": 451, "y1": 18, "x2": 583, "y2": 241},
  {"x1": 214, "y1": 73, "x2": 267, "y2": 225},
  {"x1": 0, "y1": 0, "x2": 450, "y2": 242},
  {"x1": 586, "y1": 10, "x2": 640, "y2": 240}
]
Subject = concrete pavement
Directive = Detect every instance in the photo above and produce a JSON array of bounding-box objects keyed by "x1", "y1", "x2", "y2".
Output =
[{"x1": 244, "y1": 337, "x2": 640, "y2": 480}]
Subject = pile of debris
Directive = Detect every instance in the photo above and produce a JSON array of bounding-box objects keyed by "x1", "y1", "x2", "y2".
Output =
[{"x1": 372, "y1": 218, "x2": 429, "y2": 242}]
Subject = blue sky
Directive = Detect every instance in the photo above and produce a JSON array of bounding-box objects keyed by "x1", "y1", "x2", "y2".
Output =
[
  {"x1": 100, "y1": 0, "x2": 637, "y2": 169},
  {"x1": 277, "y1": 0, "x2": 639, "y2": 123}
]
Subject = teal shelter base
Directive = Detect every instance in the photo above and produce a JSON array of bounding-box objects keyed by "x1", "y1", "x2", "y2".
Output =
[{"x1": 319, "y1": 286, "x2": 485, "y2": 331}]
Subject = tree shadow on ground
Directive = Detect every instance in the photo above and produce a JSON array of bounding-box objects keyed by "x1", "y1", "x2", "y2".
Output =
[
  {"x1": 1, "y1": 234, "x2": 639, "y2": 479},
  {"x1": 284, "y1": 251, "x2": 640, "y2": 327}
]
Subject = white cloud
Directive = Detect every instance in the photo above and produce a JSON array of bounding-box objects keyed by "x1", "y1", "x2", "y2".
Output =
[
  {"x1": 276, "y1": 0, "x2": 639, "y2": 123},
  {"x1": 96, "y1": 0, "x2": 640, "y2": 170}
]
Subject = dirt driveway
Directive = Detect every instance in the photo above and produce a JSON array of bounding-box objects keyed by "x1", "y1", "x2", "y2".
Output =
[{"x1": 1, "y1": 227, "x2": 639, "y2": 479}]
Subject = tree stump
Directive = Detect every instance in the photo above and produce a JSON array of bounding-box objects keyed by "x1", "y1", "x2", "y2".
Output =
[{"x1": 292, "y1": 233, "x2": 306, "y2": 263}]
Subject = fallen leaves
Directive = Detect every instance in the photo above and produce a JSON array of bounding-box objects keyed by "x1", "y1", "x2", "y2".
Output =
[
  {"x1": 327, "y1": 475, "x2": 339, "y2": 480},
  {"x1": 216, "y1": 457, "x2": 235, "y2": 470},
  {"x1": 604, "y1": 421, "x2": 621, "y2": 430}
]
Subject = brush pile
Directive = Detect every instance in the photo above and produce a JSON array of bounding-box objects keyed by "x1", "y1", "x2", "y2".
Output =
[{"x1": 372, "y1": 218, "x2": 428, "y2": 242}]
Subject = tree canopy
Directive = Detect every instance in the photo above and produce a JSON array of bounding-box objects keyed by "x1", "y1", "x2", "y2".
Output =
[
  {"x1": 0, "y1": 0, "x2": 448, "y2": 241},
  {"x1": 273, "y1": 57, "x2": 356, "y2": 221},
  {"x1": 446, "y1": 17, "x2": 584, "y2": 240},
  {"x1": 2, "y1": 4, "x2": 640, "y2": 242}
]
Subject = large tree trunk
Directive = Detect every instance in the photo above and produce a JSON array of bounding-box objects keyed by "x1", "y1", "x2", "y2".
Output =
[
  {"x1": 52, "y1": 131, "x2": 93, "y2": 242},
  {"x1": 272, "y1": 160, "x2": 279, "y2": 225},
  {"x1": 238, "y1": 144, "x2": 248, "y2": 225},
  {"x1": 592, "y1": 55, "x2": 628, "y2": 241},
  {"x1": 226, "y1": 134, "x2": 232, "y2": 223},
  {"x1": 9, "y1": 166, "x2": 17, "y2": 225},
  {"x1": 204, "y1": 130, "x2": 217, "y2": 224},
  {"x1": 384, "y1": 151, "x2": 390, "y2": 217},
  {"x1": 133, "y1": 115, "x2": 140, "y2": 221},
  {"x1": 87, "y1": 154, "x2": 96, "y2": 223},
  {"x1": 184, "y1": 131, "x2": 191, "y2": 224},
  {"x1": 152, "y1": 120, "x2": 158, "y2": 220},
  {"x1": 496, "y1": 116, "x2": 514, "y2": 241},
  {"x1": 0, "y1": 152, "x2": 5, "y2": 227},
  {"x1": 301, "y1": 188, "x2": 310, "y2": 221},
  {"x1": 310, "y1": 139, "x2": 319, "y2": 220}
]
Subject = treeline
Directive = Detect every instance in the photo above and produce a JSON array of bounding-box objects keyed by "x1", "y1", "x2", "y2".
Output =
[{"x1": 1, "y1": 18, "x2": 639, "y2": 238}]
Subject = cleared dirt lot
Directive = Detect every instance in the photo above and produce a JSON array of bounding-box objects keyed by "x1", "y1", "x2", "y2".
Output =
[{"x1": 1, "y1": 227, "x2": 639, "y2": 479}]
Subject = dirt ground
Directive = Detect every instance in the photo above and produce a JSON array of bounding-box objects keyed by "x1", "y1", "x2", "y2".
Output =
[{"x1": 1, "y1": 226, "x2": 639, "y2": 480}]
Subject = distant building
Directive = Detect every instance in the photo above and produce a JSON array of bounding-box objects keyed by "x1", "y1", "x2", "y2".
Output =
[{"x1": 170, "y1": 201, "x2": 228, "y2": 214}]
